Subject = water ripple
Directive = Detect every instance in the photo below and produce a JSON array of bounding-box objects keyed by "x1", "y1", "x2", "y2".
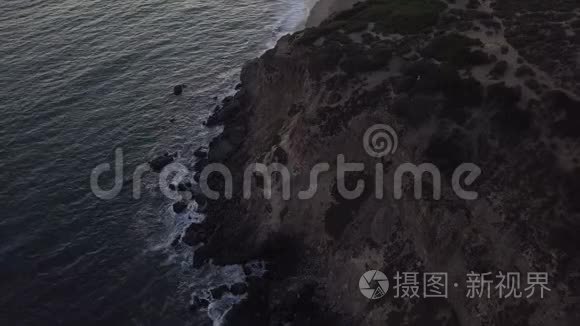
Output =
[{"x1": 0, "y1": 0, "x2": 309, "y2": 324}]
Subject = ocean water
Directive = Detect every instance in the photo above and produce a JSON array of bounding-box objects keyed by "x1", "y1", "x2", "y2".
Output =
[{"x1": 0, "y1": 0, "x2": 310, "y2": 324}]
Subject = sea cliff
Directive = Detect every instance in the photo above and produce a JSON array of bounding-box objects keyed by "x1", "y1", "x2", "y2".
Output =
[{"x1": 188, "y1": 0, "x2": 580, "y2": 324}]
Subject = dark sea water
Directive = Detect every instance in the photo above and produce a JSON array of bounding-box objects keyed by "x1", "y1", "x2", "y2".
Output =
[{"x1": 0, "y1": 0, "x2": 310, "y2": 325}]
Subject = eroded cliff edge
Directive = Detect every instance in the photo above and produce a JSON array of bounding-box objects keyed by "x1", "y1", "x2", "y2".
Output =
[{"x1": 188, "y1": 0, "x2": 580, "y2": 324}]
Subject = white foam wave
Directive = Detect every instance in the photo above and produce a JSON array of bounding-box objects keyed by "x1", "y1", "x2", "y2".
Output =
[
  {"x1": 264, "y1": 0, "x2": 311, "y2": 48},
  {"x1": 150, "y1": 1, "x2": 309, "y2": 324}
]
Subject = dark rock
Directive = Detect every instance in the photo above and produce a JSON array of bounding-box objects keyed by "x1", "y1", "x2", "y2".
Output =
[
  {"x1": 233, "y1": 88, "x2": 248, "y2": 104},
  {"x1": 230, "y1": 282, "x2": 248, "y2": 295},
  {"x1": 223, "y1": 281, "x2": 269, "y2": 326},
  {"x1": 443, "y1": 77, "x2": 483, "y2": 111},
  {"x1": 466, "y1": 49, "x2": 493, "y2": 66},
  {"x1": 173, "y1": 84, "x2": 186, "y2": 95},
  {"x1": 288, "y1": 103, "x2": 303, "y2": 116},
  {"x1": 193, "y1": 158, "x2": 209, "y2": 172},
  {"x1": 173, "y1": 201, "x2": 188, "y2": 214},
  {"x1": 486, "y1": 82, "x2": 522, "y2": 108},
  {"x1": 492, "y1": 104, "x2": 532, "y2": 134},
  {"x1": 489, "y1": 60, "x2": 509, "y2": 79},
  {"x1": 190, "y1": 296, "x2": 209, "y2": 311},
  {"x1": 480, "y1": 18, "x2": 502, "y2": 30},
  {"x1": 208, "y1": 136, "x2": 235, "y2": 162},
  {"x1": 149, "y1": 153, "x2": 175, "y2": 172},
  {"x1": 193, "y1": 146, "x2": 208, "y2": 158},
  {"x1": 515, "y1": 65, "x2": 536, "y2": 78},
  {"x1": 194, "y1": 194, "x2": 207, "y2": 208},
  {"x1": 545, "y1": 90, "x2": 580, "y2": 138},
  {"x1": 222, "y1": 95, "x2": 233, "y2": 104},
  {"x1": 210, "y1": 285, "x2": 229, "y2": 300},
  {"x1": 177, "y1": 183, "x2": 188, "y2": 192},
  {"x1": 467, "y1": 0, "x2": 479, "y2": 9},
  {"x1": 206, "y1": 96, "x2": 242, "y2": 126},
  {"x1": 325, "y1": 173, "x2": 373, "y2": 239},
  {"x1": 222, "y1": 125, "x2": 247, "y2": 146},
  {"x1": 525, "y1": 78, "x2": 542, "y2": 94},
  {"x1": 193, "y1": 245, "x2": 210, "y2": 268},
  {"x1": 273, "y1": 146, "x2": 288, "y2": 164},
  {"x1": 171, "y1": 235, "x2": 181, "y2": 247},
  {"x1": 182, "y1": 222, "x2": 214, "y2": 246},
  {"x1": 243, "y1": 264, "x2": 253, "y2": 276},
  {"x1": 169, "y1": 183, "x2": 177, "y2": 191},
  {"x1": 390, "y1": 75, "x2": 416, "y2": 93},
  {"x1": 392, "y1": 94, "x2": 442, "y2": 127},
  {"x1": 361, "y1": 32, "x2": 376, "y2": 44},
  {"x1": 425, "y1": 128, "x2": 472, "y2": 174}
]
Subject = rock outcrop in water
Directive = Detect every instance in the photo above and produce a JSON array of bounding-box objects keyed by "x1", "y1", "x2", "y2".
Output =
[
  {"x1": 187, "y1": 0, "x2": 580, "y2": 324},
  {"x1": 173, "y1": 84, "x2": 186, "y2": 95},
  {"x1": 149, "y1": 152, "x2": 176, "y2": 172}
]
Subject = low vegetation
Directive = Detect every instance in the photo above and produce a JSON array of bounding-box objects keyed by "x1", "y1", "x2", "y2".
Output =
[{"x1": 296, "y1": 0, "x2": 447, "y2": 46}]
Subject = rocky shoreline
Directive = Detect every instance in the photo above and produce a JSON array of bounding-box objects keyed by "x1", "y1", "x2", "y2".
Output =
[{"x1": 184, "y1": 0, "x2": 580, "y2": 324}]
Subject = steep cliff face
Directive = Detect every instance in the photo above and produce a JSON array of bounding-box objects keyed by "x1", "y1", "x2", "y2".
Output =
[{"x1": 189, "y1": 0, "x2": 580, "y2": 325}]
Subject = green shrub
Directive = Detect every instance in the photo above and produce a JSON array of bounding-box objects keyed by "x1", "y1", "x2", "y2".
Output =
[
  {"x1": 363, "y1": 0, "x2": 446, "y2": 34},
  {"x1": 321, "y1": 0, "x2": 446, "y2": 35},
  {"x1": 422, "y1": 33, "x2": 491, "y2": 67}
]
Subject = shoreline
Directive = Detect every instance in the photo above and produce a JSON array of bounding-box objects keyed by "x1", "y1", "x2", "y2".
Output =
[{"x1": 183, "y1": 2, "x2": 326, "y2": 323}]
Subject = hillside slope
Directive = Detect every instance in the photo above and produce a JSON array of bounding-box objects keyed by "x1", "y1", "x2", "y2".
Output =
[{"x1": 188, "y1": 0, "x2": 580, "y2": 324}]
